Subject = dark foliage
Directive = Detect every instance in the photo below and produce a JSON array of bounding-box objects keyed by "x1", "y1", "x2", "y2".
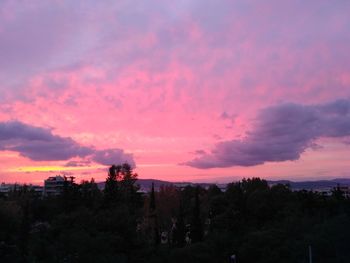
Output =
[{"x1": 1, "y1": 175, "x2": 350, "y2": 262}]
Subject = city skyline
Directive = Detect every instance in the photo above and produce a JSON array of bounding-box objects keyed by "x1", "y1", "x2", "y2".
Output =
[{"x1": 1, "y1": 0, "x2": 350, "y2": 184}]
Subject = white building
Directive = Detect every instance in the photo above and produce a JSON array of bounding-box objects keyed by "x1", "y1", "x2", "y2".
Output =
[{"x1": 44, "y1": 176, "x2": 65, "y2": 196}]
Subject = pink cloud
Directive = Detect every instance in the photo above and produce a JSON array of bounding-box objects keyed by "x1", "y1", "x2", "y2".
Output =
[
  {"x1": 186, "y1": 100, "x2": 350, "y2": 168},
  {"x1": 1, "y1": 0, "x2": 350, "y2": 183}
]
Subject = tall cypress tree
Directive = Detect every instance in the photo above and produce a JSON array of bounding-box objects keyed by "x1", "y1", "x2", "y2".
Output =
[
  {"x1": 19, "y1": 194, "x2": 31, "y2": 262},
  {"x1": 190, "y1": 186, "x2": 203, "y2": 243},
  {"x1": 148, "y1": 183, "x2": 160, "y2": 245},
  {"x1": 175, "y1": 200, "x2": 186, "y2": 247},
  {"x1": 120, "y1": 163, "x2": 139, "y2": 207},
  {"x1": 104, "y1": 165, "x2": 121, "y2": 204}
]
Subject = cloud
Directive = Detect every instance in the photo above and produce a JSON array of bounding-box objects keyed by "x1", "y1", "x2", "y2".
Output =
[
  {"x1": 1, "y1": 0, "x2": 350, "y2": 183},
  {"x1": 0, "y1": 121, "x2": 93, "y2": 161},
  {"x1": 0, "y1": 1, "x2": 101, "y2": 88},
  {"x1": 186, "y1": 99, "x2": 350, "y2": 168},
  {"x1": 0, "y1": 121, "x2": 135, "y2": 166},
  {"x1": 64, "y1": 160, "x2": 92, "y2": 167},
  {"x1": 92, "y1": 149, "x2": 135, "y2": 168},
  {"x1": 220, "y1": 112, "x2": 237, "y2": 123},
  {"x1": 194, "y1": 149, "x2": 206, "y2": 155}
]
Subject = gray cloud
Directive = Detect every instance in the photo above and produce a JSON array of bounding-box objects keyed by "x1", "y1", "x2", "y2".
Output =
[
  {"x1": 64, "y1": 160, "x2": 92, "y2": 167},
  {"x1": 0, "y1": 121, "x2": 135, "y2": 166},
  {"x1": 0, "y1": 121, "x2": 93, "y2": 161},
  {"x1": 186, "y1": 99, "x2": 350, "y2": 168},
  {"x1": 92, "y1": 149, "x2": 135, "y2": 168},
  {"x1": 194, "y1": 149, "x2": 206, "y2": 155}
]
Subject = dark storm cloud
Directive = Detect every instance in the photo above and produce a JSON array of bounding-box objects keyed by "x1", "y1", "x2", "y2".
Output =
[
  {"x1": 186, "y1": 99, "x2": 350, "y2": 168},
  {"x1": 0, "y1": 121, "x2": 135, "y2": 166}
]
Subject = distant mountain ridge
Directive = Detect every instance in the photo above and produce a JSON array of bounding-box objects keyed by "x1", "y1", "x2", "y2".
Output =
[
  {"x1": 97, "y1": 178, "x2": 350, "y2": 191},
  {"x1": 97, "y1": 179, "x2": 180, "y2": 191},
  {"x1": 269, "y1": 178, "x2": 350, "y2": 190}
]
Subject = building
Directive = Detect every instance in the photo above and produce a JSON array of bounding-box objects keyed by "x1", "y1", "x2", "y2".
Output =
[
  {"x1": 0, "y1": 183, "x2": 43, "y2": 197},
  {"x1": 336, "y1": 185, "x2": 350, "y2": 198},
  {"x1": 0, "y1": 183, "x2": 16, "y2": 196},
  {"x1": 44, "y1": 176, "x2": 66, "y2": 196}
]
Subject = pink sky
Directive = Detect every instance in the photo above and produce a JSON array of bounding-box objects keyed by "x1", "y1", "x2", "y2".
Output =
[{"x1": 1, "y1": 0, "x2": 350, "y2": 184}]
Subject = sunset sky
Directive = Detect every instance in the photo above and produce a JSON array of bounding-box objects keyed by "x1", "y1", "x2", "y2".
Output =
[{"x1": 1, "y1": 0, "x2": 350, "y2": 184}]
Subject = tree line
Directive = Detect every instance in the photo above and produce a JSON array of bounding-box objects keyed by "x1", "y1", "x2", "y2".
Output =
[{"x1": 1, "y1": 163, "x2": 350, "y2": 262}]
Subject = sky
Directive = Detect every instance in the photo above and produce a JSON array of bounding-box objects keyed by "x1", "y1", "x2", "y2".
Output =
[{"x1": 1, "y1": 0, "x2": 350, "y2": 184}]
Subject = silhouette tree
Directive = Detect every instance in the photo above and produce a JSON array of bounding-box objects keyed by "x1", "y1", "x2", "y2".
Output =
[
  {"x1": 104, "y1": 165, "x2": 121, "y2": 204},
  {"x1": 104, "y1": 163, "x2": 140, "y2": 207},
  {"x1": 80, "y1": 178, "x2": 101, "y2": 208},
  {"x1": 16, "y1": 186, "x2": 33, "y2": 262},
  {"x1": 2, "y1": 175, "x2": 350, "y2": 262},
  {"x1": 174, "y1": 200, "x2": 186, "y2": 247},
  {"x1": 332, "y1": 184, "x2": 345, "y2": 200},
  {"x1": 119, "y1": 163, "x2": 139, "y2": 206},
  {"x1": 61, "y1": 176, "x2": 80, "y2": 211},
  {"x1": 148, "y1": 183, "x2": 160, "y2": 245},
  {"x1": 190, "y1": 186, "x2": 203, "y2": 243}
]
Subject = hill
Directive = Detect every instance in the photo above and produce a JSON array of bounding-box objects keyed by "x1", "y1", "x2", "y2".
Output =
[{"x1": 97, "y1": 178, "x2": 350, "y2": 192}]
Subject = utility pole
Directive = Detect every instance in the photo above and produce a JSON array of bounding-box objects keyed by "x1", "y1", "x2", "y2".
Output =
[{"x1": 309, "y1": 245, "x2": 313, "y2": 263}]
